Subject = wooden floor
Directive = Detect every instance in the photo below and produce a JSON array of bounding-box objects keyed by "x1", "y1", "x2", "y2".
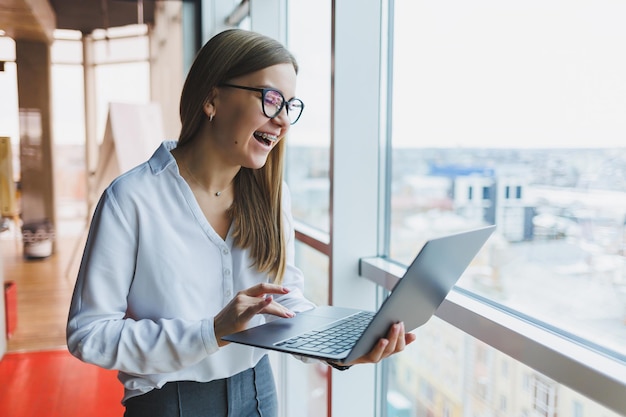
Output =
[
  {"x1": 1, "y1": 215, "x2": 125, "y2": 416},
  {"x1": 2, "y1": 218, "x2": 87, "y2": 353}
]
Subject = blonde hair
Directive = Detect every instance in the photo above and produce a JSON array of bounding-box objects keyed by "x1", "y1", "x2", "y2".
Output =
[{"x1": 177, "y1": 29, "x2": 298, "y2": 284}]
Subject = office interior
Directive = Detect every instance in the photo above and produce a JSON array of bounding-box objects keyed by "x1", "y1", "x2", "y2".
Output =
[{"x1": 0, "y1": 1, "x2": 625, "y2": 416}]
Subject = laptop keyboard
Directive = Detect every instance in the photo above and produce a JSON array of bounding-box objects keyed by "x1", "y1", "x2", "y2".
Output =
[{"x1": 275, "y1": 311, "x2": 375, "y2": 355}]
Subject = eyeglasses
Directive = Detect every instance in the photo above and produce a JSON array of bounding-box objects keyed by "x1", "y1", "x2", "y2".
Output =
[{"x1": 219, "y1": 83, "x2": 304, "y2": 125}]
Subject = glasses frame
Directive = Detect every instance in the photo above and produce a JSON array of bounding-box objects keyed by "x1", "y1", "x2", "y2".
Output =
[{"x1": 219, "y1": 83, "x2": 304, "y2": 125}]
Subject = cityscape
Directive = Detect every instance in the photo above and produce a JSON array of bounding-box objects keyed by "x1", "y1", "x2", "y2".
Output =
[{"x1": 287, "y1": 144, "x2": 626, "y2": 417}]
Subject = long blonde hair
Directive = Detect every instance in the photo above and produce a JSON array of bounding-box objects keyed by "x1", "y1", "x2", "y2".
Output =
[{"x1": 177, "y1": 29, "x2": 298, "y2": 284}]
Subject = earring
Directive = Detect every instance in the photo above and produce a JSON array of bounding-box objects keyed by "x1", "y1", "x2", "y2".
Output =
[{"x1": 209, "y1": 114, "x2": 214, "y2": 122}]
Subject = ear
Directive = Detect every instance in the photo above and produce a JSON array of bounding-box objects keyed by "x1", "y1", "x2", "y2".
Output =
[
  {"x1": 202, "y1": 102, "x2": 215, "y2": 119},
  {"x1": 203, "y1": 88, "x2": 218, "y2": 118}
]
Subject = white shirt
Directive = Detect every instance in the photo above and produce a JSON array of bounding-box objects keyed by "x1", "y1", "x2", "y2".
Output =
[{"x1": 67, "y1": 141, "x2": 316, "y2": 403}]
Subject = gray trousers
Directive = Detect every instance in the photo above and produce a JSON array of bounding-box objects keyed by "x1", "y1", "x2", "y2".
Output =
[{"x1": 123, "y1": 355, "x2": 278, "y2": 417}]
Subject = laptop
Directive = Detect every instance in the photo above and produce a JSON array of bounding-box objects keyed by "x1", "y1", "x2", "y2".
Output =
[{"x1": 222, "y1": 225, "x2": 496, "y2": 364}]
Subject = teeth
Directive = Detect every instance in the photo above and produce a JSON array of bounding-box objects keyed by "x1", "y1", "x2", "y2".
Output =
[{"x1": 256, "y1": 132, "x2": 277, "y2": 142}]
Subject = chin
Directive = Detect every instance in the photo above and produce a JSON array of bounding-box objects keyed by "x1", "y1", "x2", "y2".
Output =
[{"x1": 244, "y1": 158, "x2": 270, "y2": 170}]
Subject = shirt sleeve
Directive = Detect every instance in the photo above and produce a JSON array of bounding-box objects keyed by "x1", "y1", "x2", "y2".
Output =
[{"x1": 66, "y1": 187, "x2": 219, "y2": 375}]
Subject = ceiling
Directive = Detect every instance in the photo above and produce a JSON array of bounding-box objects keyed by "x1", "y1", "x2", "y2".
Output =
[{"x1": 0, "y1": 0, "x2": 156, "y2": 42}]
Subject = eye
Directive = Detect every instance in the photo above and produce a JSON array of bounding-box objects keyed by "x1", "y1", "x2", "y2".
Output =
[{"x1": 264, "y1": 90, "x2": 283, "y2": 107}]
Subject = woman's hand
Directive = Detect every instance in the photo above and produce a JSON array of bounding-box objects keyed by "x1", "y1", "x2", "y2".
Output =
[
  {"x1": 330, "y1": 322, "x2": 417, "y2": 368},
  {"x1": 214, "y1": 283, "x2": 295, "y2": 347}
]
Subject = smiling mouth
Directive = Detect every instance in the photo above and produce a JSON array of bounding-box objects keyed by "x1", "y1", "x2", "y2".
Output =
[{"x1": 254, "y1": 131, "x2": 278, "y2": 146}]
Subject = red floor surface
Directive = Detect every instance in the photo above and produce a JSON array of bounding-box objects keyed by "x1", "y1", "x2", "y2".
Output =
[{"x1": 0, "y1": 349, "x2": 124, "y2": 417}]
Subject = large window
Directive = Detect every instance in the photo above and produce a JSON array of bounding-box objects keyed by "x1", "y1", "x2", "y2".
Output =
[
  {"x1": 0, "y1": 37, "x2": 19, "y2": 197},
  {"x1": 91, "y1": 25, "x2": 151, "y2": 144},
  {"x1": 242, "y1": 1, "x2": 626, "y2": 415},
  {"x1": 281, "y1": 2, "x2": 332, "y2": 417},
  {"x1": 387, "y1": 0, "x2": 626, "y2": 416},
  {"x1": 49, "y1": 26, "x2": 150, "y2": 234},
  {"x1": 387, "y1": 317, "x2": 623, "y2": 417},
  {"x1": 0, "y1": 37, "x2": 19, "y2": 143},
  {"x1": 285, "y1": 0, "x2": 332, "y2": 234},
  {"x1": 390, "y1": 0, "x2": 626, "y2": 361},
  {"x1": 285, "y1": 241, "x2": 330, "y2": 416},
  {"x1": 51, "y1": 31, "x2": 87, "y2": 228}
]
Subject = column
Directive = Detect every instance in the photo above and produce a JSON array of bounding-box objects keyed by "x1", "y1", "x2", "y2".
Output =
[{"x1": 15, "y1": 39, "x2": 56, "y2": 258}]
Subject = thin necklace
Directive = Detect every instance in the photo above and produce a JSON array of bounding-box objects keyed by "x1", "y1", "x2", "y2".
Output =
[{"x1": 182, "y1": 164, "x2": 233, "y2": 197}]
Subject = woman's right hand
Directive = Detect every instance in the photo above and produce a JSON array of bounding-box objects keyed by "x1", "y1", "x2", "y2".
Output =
[{"x1": 214, "y1": 282, "x2": 295, "y2": 347}]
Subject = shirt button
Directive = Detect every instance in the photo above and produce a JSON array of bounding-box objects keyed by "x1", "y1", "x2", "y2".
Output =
[
  {"x1": 224, "y1": 269, "x2": 231, "y2": 276},
  {"x1": 222, "y1": 248, "x2": 229, "y2": 255},
  {"x1": 225, "y1": 290, "x2": 232, "y2": 298}
]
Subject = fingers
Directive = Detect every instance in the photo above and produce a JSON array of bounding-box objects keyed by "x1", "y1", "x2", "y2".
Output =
[
  {"x1": 259, "y1": 296, "x2": 296, "y2": 318},
  {"x1": 215, "y1": 285, "x2": 295, "y2": 347},
  {"x1": 243, "y1": 283, "x2": 295, "y2": 318},
  {"x1": 242, "y1": 283, "x2": 295, "y2": 319},
  {"x1": 351, "y1": 322, "x2": 413, "y2": 365},
  {"x1": 393, "y1": 322, "x2": 406, "y2": 351},
  {"x1": 243, "y1": 282, "x2": 290, "y2": 298},
  {"x1": 378, "y1": 322, "x2": 404, "y2": 358},
  {"x1": 238, "y1": 294, "x2": 274, "y2": 321}
]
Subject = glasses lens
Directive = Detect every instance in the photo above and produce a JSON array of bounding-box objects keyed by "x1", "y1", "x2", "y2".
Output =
[
  {"x1": 262, "y1": 89, "x2": 284, "y2": 118},
  {"x1": 287, "y1": 99, "x2": 304, "y2": 124}
]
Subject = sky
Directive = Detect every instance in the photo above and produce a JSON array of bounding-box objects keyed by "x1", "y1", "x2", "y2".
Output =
[
  {"x1": 392, "y1": 0, "x2": 626, "y2": 148},
  {"x1": 1, "y1": 0, "x2": 625, "y2": 149}
]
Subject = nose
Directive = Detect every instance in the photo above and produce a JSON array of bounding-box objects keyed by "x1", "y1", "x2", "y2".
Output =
[{"x1": 272, "y1": 106, "x2": 290, "y2": 127}]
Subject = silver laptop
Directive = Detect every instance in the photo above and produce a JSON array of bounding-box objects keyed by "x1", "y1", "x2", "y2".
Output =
[{"x1": 222, "y1": 225, "x2": 496, "y2": 364}]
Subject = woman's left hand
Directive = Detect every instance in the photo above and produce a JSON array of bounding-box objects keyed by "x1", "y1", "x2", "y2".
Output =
[{"x1": 333, "y1": 322, "x2": 417, "y2": 367}]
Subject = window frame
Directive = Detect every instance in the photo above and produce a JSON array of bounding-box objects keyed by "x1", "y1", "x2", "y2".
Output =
[{"x1": 360, "y1": 257, "x2": 626, "y2": 415}]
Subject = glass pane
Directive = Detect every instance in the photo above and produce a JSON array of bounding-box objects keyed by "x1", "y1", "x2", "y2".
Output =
[
  {"x1": 0, "y1": 38, "x2": 18, "y2": 148},
  {"x1": 386, "y1": 317, "x2": 625, "y2": 417},
  {"x1": 51, "y1": 35, "x2": 87, "y2": 236},
  {"x1": 94, "y1": 62, "x2": 150, "y2": 143},
  {"x1": 390, "y1": 0, "x2": 626, "y2": 359},
  {"x1": 0, "y1": 36, "x2": 16, "y2": 61},
  {"x1": 51, "y1": 64, "x2": 85, "y2": 146},
  {"x1": 279, "y1": 241, "x2": 329, "y2": 417},
  {"x1": 92, "y1": 26, "x2": 149, "y2": 64},
  {"x1": 51, "y1": 37, "x2": 83, "y2": 64},
  {"x1": 51, "y1": 61, "x2": 87, "y2": 232},
  {"x1": 0, "y1": 62, "x2": 19, "y2": 143},
  {"x1": 296, "y1": 240, "x2": 329, "y2": 306},
  {"x1": 285, "y1": 0, "x2": 331, "y2": 233}
]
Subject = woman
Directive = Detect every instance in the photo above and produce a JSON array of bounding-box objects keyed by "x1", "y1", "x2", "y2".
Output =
[{"x1": 67, "y1": 28, "x2": 415, "y2": 416}]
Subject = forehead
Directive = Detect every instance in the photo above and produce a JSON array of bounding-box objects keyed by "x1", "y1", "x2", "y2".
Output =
[{"x1": 233, "y1": 63, "x2": 297, "y2": 96}]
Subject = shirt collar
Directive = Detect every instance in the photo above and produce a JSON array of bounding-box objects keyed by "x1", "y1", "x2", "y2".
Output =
[{"x1": 148, "y1": 140, "x2": 178, "y2": 175}]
